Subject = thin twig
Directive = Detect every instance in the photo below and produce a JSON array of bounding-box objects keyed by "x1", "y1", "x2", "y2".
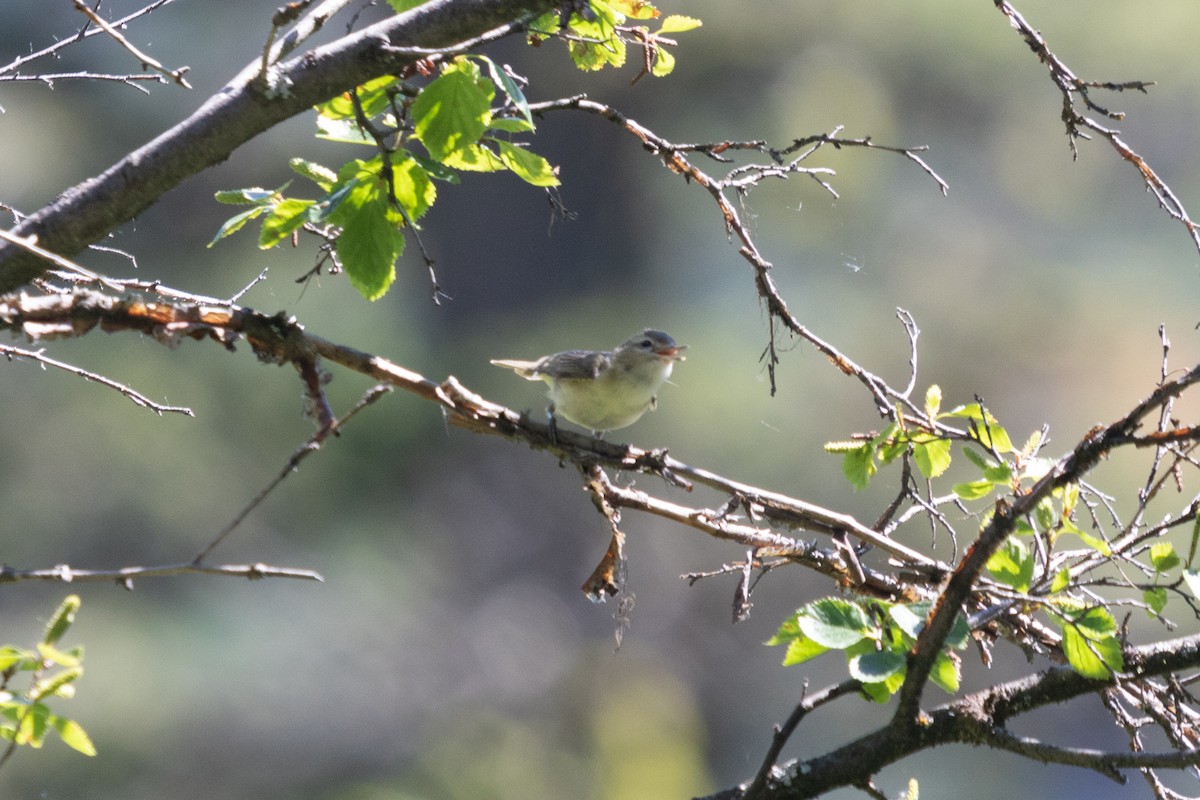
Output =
[
  {"x1": 0, "y1": 343, "x2": 194, "y2": 416},
  {"x1": 72, "y1": 0, "x2": 192, "y2": 88}
]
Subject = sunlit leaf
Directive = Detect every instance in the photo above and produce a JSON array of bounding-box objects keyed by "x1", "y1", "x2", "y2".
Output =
[
  {"x1": 493, "y1": 140, "x2": 560, "y2": 186},
  {"x1": 798, "y1": 598, "x2": 874, "y2": 649},
  {"x1": 658, "y1": 14, "x2": 702, "y2": 33}
]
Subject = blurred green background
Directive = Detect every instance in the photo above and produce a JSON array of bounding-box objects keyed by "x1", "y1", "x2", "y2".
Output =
[{"x1": 3, "y1": 1, "x2": 1200, "y2": 798}]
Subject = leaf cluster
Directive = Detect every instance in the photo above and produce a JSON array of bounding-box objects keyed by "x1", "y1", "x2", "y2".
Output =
[
  {"x1": 0, "y1": 596, "x2": 95, "y2": 761},
  {"x1": 210, "y1": 0, "x2": 699, "y2": 301}
]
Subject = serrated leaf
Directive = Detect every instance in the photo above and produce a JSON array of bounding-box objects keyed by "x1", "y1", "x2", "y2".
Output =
[
  {"x1": 650, "y1": 46, "x2": 676, "y2": 77},
  {"x1": 913, "y1": 438, "x2": 952, "y2": 479},
  {"x1": 765, "y1": 614, "x2": 801, "y2": 646},
  {"x1": 489, "y1": 117, "x2": 535, "y2": 134},
  {"x1": 328, "y1": 170, "x2": 404, "y2": 300},
  {"x1": 658, "y1": 14, "x2": 702, "y2": 33},
  {"x1": 924, "y1": 385, "x2": 942, "y2": 419},
  {"x1": 1068, "y1": 605, "x2": 1118, "y2": 640},
  {"x1": 952, "y1": 479, "x2": 995, "y2": 501},
  {"x1": 289, "y1": 158, "x2": 338, "y2": 191},
  {"x1": 258, "y1": 198, "x2": 315, "y2": 248},
  {"x1": 986, "y1": 536, "x2": 1033, "y2": 592},
  {"x1": 413, "y1": 60, "x2": 494, "y2": 161},
  {"x1": 493, "y1": 139, "x2": 560, "y2": 187},
  {"x1": 440, "y1": 142, "x2": 506, "y2": 172},
  {"x1": 1150, "y1": 542, "x2": 1181, "y2": 573},
  {"x1": 849, "y1": 649, "x2": 906, "y2": 683},
  {"x1": 317, "y1": 75, "x2": 398, "y2": 121},
  {"x1": 315, "y1": 115, "x2": 375, "y2": 145},
  {"x1": 1059, "y1": 518, "x2": 1111, "y2": 556},
  {"x1": 929, "y1": 651, "x2": 961, "y2": 693},
  {"x1": 798, "y1": 598, "x2": 874, "y2": 649},
  {"x1": 1144, "y1": 587, "x2": 1168, "y2": 615},
  {"x1": 1050, "y1": 567, "x2": 1071, "y2": 594},
  {"x1": 389, "y1": 153, "x2": 436, "y2": 221},
  {"x1": 860, "y1": 680, "x2": 894, "y2": 703},
  {"x1": 961, "y1": 446, "x2": 990, "y2": 471},
  {"x1": 781, "y1": 636, "x2": 829, "y2": 667},
  {"x1": 1034, "y1": 496, "x2": 1056, "y2": 534},
  {"x1": 1061, "y1": 624, "x2": 1122, "y2": 679},
  {"x1": 842, "y1": 445, "x2": 876, "y2": 491},
  {"x1": 214, "y1": 187, "x2": 276, "y2": 205},
  {"x1": 43, "y1": 596, "x2": 80, "y2": 646}
]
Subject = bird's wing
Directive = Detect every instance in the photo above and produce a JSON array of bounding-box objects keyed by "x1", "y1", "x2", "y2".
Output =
[{"x1": 534, "y1": 349, "x2": 611, "y2": 379}]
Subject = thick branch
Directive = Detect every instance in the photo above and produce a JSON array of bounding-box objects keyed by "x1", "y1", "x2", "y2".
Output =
[{"x1": 0, "y1": 0, "x2": 556, "y2": 292}]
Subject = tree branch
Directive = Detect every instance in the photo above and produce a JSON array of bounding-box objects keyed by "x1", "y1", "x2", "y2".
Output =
[{"x1": 0, "y1": 0, "x2": 557, "y2": 292}]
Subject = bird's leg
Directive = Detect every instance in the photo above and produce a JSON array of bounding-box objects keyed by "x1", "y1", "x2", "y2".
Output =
[{"x1": 546, "y1": 403, "x2": 559, "y2": 445}]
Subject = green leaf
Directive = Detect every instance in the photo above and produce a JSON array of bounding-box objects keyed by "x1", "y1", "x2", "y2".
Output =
[
  {"x1": 0, "y1": 646, "x2": 32, "y2": 672},
  {"x1": 317, "y1": 75, "x2": 398, "y2": 121},
  {"x1": 944, "y1": 403, "x2": 1013, "y2": 452},
  {"x1": 986, "y1": 536, "x2": 1033, "y2": 592},
  {"x1": 258, "y1": 198, "x2": 315, "y2": 248},
  {"x1": 17, "y1": 702, "x2": 50, "y2": 747},
  {"x1": 798, "y1": 598, "x2": 874, "y2": 649},
  {"x1": 1144, "y1": 587, "x2": 1168, "y2": 615},
  {"x1": 412, "y1": 59, "x2": 494, "y2": 161},
  {"x1": 386, "y1": 0, "x2": 429, "y2": 12},
  {"x1": 390, "y1": 153, "x2": 437, "y2": 221},
  {"x1": 952, "y1": 478, "x2": 995, "y2": 501},
  {"x1": 1150, "y1": 542, "x2": 1181, "y2": 573},
  {"x1": 493, "y1": 139, "x2": 560, "y2": 187},
  {"x1": 489, "y1": 117, "x2": 535, "y2": 134},
  {"x1": 1068, "y1": 605, "x2": 1118, "y2": 641},
  {"x1": 781, "y1": 636, "x2": 829, "y2": 667},
  {"x1": 209, "y1": 206, "x2": 268, "y2": 247},
  {"x1": 567, "y1": 5, "x2": 627, "y2": 70},
  {"x1": 848, "y1": 649, "x2": 906, "y2": 683},
  {"x1": 289, "y1": 158, "x2": 338, "y2": 191},
  {"x1": 43, "y1": 595, "x2": 80, "y2": 646},
  {"x1": 658, "y1": 14, "x2": 702, "y2": 33},
  {"x1": 650, "y1": 46, "x2": 676, "y2": 78},
  {"x1": 924, "y1": 385, "x2": 942, "y2": 419},
  {"x1": 889, "y1": 602, "x2": 969, "y2": 649},
  {"x1": 765, "y1": 614, "x2": 801, "y2": 646},
  {"x1": 1050, "y1": 567, "x2": 1071, "y2": 594},
  {"x1": 478, "y1": 55, "x2": 533, "y2": 129},
  {"x1": 315, "y1": 115, "x2": 376, "y2": 145},
  {"x1": 440, "y1": 142, "x2": 507, "y2": 172},
  {"x1": 50, "y1": 715, "x2": 96, "y2": 757},
  {"x1": 214, "y1": 187, "x2": 277, "y2": 205},
  {"x1": 929, "y1": 651, "x2": 961, "y2": 694},
  {"x1": 1061, "y1": 624, "x2": 1122, "y2": 679},
  {"x1": 328, "y1": 166, "x2": 405, "y2": 301},
  {"x1": 913, "y1": 437, "x2": 952, "y2": 479},
  {"x1": 35, "y1": 643, "x2": 80, "y2": 669},
  {"x1": 841, "y1": 445, "x2": 876, "y2": 491},
  {"x1": 1034, "y1": 496, "x2": 1056, "y2": 534},
  {"x1": 860, "y1": 680, "x2": 894, "y2": 704},
  {"x1": 1059, "y1": 518, "x2": 1112, "y2": 556}
]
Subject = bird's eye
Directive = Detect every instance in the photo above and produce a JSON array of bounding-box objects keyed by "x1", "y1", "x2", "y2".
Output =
[{"x1": 639, "y1": 338, "x2": 654, "y2": 349}]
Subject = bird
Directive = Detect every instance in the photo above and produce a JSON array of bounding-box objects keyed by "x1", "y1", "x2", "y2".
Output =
[{"x1": 490, "y1": 329, "x2": 686, "y2": 436}]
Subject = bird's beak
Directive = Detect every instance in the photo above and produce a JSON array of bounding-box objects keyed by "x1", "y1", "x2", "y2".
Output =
[{"x1": 656, "y1": 343, "x2": 687, "y2": 361}]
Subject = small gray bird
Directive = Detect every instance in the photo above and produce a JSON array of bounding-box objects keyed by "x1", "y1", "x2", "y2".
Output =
[{"x1": 490, "y1": 329, "x2": 686, "y2": 435}]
